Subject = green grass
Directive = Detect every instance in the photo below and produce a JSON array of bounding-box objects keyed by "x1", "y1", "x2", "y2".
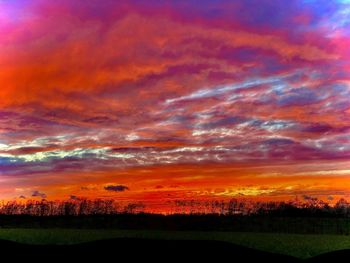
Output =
[{"x1": 0, "y1": 229, "x2": 350, "y2": 259}]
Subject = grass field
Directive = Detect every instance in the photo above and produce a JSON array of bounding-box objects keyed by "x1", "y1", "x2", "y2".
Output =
[{"x1": 0, "y1": 229, "x2": 349, "y2": 259}]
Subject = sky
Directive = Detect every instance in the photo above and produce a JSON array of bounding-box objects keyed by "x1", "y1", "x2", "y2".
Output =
[{"x1": 0, "y1": 0, "x2": 350, "y2": 211}]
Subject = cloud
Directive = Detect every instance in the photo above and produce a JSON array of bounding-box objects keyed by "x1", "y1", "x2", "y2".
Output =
[
  {"x1": 104, "y1": 185, "x2": 130, "y2": 192},
  {"x1": 302, "y1": 195, "x2": 318, "y2": 201},
  {"x1": 327, "y1": 195, "x2": 334, "y2": 201},
  {"x1": 31, "y1": 191, "x2": 47, "y2": 199},
  {"x1": 165, "y1": 74, "x2": 293, "y2": 104},
  {"x1": 0, "y1": 0, "x2": 349, "y2": 206}
]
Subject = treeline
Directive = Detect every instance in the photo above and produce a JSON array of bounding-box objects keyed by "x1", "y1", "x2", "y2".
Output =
[
  {"x1": 1, "y1": 198, "x2": 350, "y2": 234},
  {"x1": 172, "y1": 198, "x2": 350, "y2": 217},
  {"x1": 0, "y1": 198, "x2": 350, "y2": 217},
  {"x1": 0, "y1": 199, "x2": 145, "y2": 216}
]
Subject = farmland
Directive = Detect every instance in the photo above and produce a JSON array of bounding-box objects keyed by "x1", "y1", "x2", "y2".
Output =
[{"x1": 0, "y1": 228, "x2": 349, "y2": 259}]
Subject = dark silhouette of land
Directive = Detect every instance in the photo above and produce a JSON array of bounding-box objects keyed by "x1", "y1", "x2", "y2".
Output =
[
  {"x1": 0, "y1": 238, "x2": 299, "y2": 262},
  {"x1": 1, "y1": 238, "x2": 349, "y2": 262},
  {"x1": 1, "y1": 198, "x2": 349, "y2": 261},
  {"x1": 307, "y1": 249, "x2": 350, "y2": 262},
  {"x1": 0, "y1": 197, "x2": 350, "y2": 234}
]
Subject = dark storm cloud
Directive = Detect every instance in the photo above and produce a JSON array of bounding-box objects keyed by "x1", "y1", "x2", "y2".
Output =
[
  {"x1": 32, "y1": 191, "x2": 47, "y2": 198},
  {"x1": 104, "y1": 185, "x2": 130, "y2": 192}
]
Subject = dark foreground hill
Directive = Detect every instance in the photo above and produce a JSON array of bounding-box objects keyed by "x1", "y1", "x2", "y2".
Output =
[
  {"x1": 0, "y1": 238, "x2": 299, "y2": 262},
  {"x1": 306, "y1": 249, "x2": 350, "y2": 262},
  {"x1": 1, "y1": 238, "x2": 347, "y2": 262}
]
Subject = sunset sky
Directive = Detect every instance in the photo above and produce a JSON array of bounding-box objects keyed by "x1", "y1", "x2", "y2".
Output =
[{"x1": 1, "y1": 0, "x2": 350, "y2": 211}]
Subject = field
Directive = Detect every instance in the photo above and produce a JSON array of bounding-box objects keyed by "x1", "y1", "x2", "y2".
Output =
[{"x1": 0, "y1": 228, "x2": 349, "y2": 259}]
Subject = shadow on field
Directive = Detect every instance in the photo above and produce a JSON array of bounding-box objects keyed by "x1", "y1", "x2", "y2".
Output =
[
  {"x1": 306, "y1": 249, "x2": 350, "y2": 262},
  {"x1": 3, "y1": 238, "x2": 348, "y2": 262},
  {"x1": 0, "y1": 238, "x2": 300, "y2": 262}
]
